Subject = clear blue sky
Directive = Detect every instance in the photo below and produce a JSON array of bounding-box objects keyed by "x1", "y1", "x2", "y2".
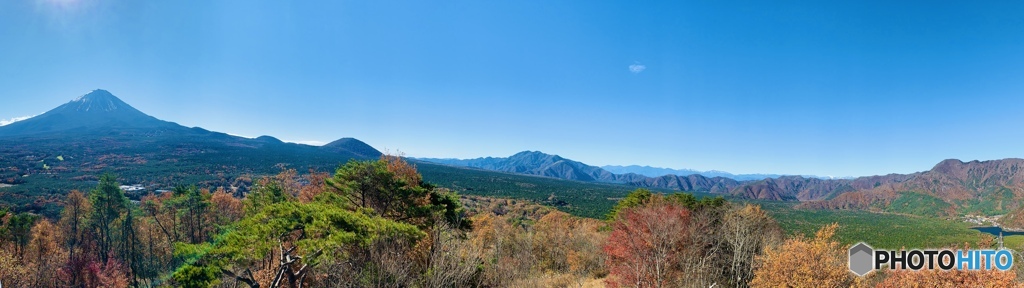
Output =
[{"x1": 3, "y1": 1, "x2": 1024, "y2": 177}]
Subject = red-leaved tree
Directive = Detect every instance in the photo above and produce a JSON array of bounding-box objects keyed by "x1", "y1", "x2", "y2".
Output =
[{"x1": 603, "y1": 203, "x2": 691, "y2": 288}]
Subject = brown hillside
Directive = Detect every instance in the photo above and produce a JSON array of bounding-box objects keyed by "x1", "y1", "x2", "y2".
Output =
[{"x1": 800, "y1": 159, "x2": 1024, "y2": 216}]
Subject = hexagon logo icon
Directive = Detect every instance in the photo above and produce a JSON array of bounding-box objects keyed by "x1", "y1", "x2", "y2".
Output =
[{"x1": 849, "y1": 242, "x2": 874, "y2": 276}]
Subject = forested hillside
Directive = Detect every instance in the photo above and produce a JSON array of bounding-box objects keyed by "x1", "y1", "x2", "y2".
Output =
[{"x1": 1, "y1": 155, "x2": 1019, "y2": 287}]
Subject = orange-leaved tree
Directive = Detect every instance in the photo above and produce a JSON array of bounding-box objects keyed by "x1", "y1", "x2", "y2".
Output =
[{"x1": 750, "y1": 223, "x2": 854, "y2": 288}]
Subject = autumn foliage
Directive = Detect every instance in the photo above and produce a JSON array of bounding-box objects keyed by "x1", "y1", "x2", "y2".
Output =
[
  {"x1": 604, "y1": 202, "x2": 691, "y2": 287},
  {"x1": 877, "y1": 266, "x2": 1019, "y2": 288},
  {"x1": 601, "y1": 189, "x2": 782, "y2": 287},
  {"x1": 7, "y1": 158, "x2": 1024, "y2": 287},
  {"x1": 750, "y1": 223, "x2": 854, "y2": 287}
]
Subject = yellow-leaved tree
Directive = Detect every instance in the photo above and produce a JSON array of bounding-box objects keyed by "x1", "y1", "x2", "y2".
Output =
[{"x1": 750, "y1": 223, "x2": 854, "y2": 288}]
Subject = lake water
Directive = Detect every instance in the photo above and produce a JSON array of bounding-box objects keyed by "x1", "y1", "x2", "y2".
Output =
[{"x1": 971, "y1": 226, "x2": 1024, "y2": 236}]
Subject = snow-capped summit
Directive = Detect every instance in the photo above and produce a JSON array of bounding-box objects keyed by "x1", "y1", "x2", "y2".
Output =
[{"x1": 0, "y1": 89, "x2": 178, "y2": 137}]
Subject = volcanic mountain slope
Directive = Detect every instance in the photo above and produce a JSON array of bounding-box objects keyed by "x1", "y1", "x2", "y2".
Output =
[
  {"x1": 0, "y1": 89, "x2": 181, "y2": 137},
  {"x1": 0, "y1": 90, "x2": 385, "y2": 214},
  {"x1": 0, "y1": 90, "x2": 379, "y2": 160}
]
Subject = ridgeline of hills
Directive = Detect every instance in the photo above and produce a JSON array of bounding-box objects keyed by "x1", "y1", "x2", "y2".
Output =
[
  {"x1": 800, "y1": 159, "x2": 1024, "y2": 216},
  {"x1": 417, "y1": 152, "x2": 864, "y2": 200},
  {"x1": 415, "y1": 151, "x2": 649, "y2": 184},
  {"x1": 418, "y1": 155, "x2": 788, "y2": 182},
  {"x1": 6, "y1": 90, "x2": 1024, "y2": 222},
  {"x1": 417, "y1": 151, "x2": 1024, "y2": 220},
  {"x1": 600, "y1": 165, "x2": 788, "y2": 181}
]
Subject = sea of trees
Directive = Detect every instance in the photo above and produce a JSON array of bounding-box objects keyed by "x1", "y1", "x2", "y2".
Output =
[{"x1": 1, "y1": 154, "x2": 1023, "y2": 287}]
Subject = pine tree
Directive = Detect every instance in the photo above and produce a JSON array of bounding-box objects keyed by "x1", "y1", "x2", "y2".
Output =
[{"x1": 88, "y1": 173, "x2": 128, "y2": 262}]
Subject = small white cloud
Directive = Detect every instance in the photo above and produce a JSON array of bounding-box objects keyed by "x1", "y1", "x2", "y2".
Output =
[
  {"x1": 629, "y1": 63, "x2": 646, "y2": 74},
  {"x1": 0, "y1": 115, "x2": 37, "y2": 126},
  {"x1": 286, "y1": 140, "x2": 327, "y2": 146}
]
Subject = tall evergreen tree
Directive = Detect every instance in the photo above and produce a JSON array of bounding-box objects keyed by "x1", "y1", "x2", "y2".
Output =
[
  {"x1": 89, "y1": 172, "x2": 128, "y2": 262},
  {"x1": 326, "y1": 159, "x2": 469, "y2": 229},
  {"x1": 172, "y1": 185, "x2": 210, "y2": 244},
  {"x1": 6, "y1": 212, "x2": 38, "y2": 259}
]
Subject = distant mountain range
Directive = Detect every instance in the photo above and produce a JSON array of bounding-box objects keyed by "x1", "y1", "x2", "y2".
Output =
[
  {"x1": 417, "y1": 153, "x2": 799, "y2": 197},
  {"x1": 6, "y1": 89, "x2": 1024, "y2": 219},
  {"x1": 415, "y1": 151, "x2": 648, "y2": 184},
  {"x1": 600, "y1": 165, "x2": 820, "y2": 181},
  {"x1": 801, "y1": 159, "x2": 1024, "y2": 216},
  {"x1": 417, "y1": 152, "x2": 1024, "y2": 217},
  {"x1": 421, "y1": 156, "x2": 840, "y2": 182},
  {"x1": 641, "y1": 158, "x2": 1024, "y2": 218},
  {"x1": 415, "y1": 152, "x2": 858, "y2": 197}
]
